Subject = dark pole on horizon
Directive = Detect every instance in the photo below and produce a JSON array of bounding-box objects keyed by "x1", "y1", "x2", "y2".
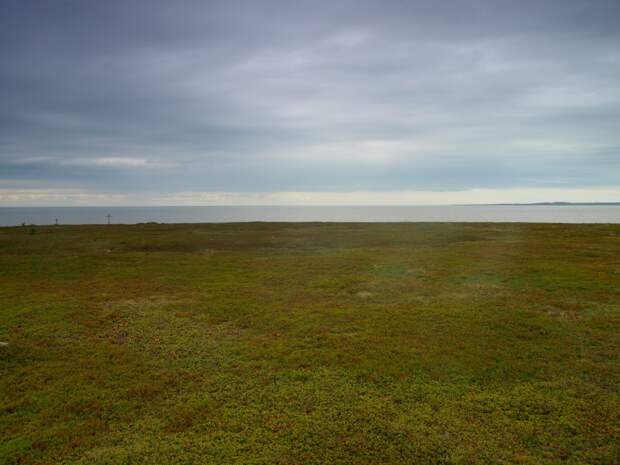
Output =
[
  {"x1": 106, "y1": 214, "x2": 111, "y2": 225},
  {"x1": 55, "y1": 218, "x2": 58, "y2": 226}
]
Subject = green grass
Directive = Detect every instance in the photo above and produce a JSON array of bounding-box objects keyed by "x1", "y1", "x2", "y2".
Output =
[{"x1": 1, "y1": 222, "x2": 619, "y2": 464}]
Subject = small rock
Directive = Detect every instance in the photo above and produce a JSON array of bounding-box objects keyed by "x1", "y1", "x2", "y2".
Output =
[{"x1": 0, "y1": 342, "x2": 8, "y2": 347}]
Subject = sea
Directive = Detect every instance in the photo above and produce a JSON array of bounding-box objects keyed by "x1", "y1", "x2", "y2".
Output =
[{"x1": 1, "y1": 205, "x2": 619, "y2": 226}]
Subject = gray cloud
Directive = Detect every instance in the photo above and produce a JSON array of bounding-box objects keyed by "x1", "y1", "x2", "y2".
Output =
[{"x1": 1, "y1": 0, "x2": 619, "y2": 202}]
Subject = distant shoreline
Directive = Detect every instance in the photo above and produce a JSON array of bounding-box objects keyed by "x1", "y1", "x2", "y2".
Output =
[
  {"x1": 1, "y1": 202, "x2": 619, "y2": 209},
  {"x1": 477, "y1": 202, "x2": 620, "y2": 206}
]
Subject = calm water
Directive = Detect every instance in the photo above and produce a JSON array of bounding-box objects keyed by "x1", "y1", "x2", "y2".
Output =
[{"x1": 1, "y1": 205, "x2": 619, "y2": 226}]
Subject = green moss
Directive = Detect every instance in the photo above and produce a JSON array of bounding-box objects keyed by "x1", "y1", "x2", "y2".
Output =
[{"x1": 1, "y1": 223, "x2": 619, "y2": 464}]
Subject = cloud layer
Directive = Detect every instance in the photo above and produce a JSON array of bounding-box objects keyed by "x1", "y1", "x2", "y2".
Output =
[{"x1": 1, "y1": 0, "x2": 619, "y2": 204}]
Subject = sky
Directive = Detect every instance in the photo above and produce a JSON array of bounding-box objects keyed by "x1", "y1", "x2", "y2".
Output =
[{"x1": 1, "y1": 0, "x2": 619, "y2": 206}]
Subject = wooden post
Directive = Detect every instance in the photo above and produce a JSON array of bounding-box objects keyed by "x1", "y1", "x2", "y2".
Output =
[{"x1": 106, "y1": 214, "x2": 111, "y2": 225}]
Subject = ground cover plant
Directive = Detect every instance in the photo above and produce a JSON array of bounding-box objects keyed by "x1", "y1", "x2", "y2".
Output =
[{"x1": 1, "y1": 222, "x2": 619, "y2": 464}]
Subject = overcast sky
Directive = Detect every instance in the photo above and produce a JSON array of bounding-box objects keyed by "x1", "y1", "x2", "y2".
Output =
[{"x1": 1, "y1": 0, "x2": 619, "y2": 205}]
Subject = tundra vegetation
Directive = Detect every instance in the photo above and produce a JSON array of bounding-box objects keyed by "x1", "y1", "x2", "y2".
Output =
[{"x1": 1, "y1": 222, "x2": 619, "y2": 464}]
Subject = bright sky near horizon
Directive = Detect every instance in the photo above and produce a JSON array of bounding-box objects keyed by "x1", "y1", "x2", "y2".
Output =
[{"x1": 1, "y1": 0, "x2": 619, "y2": 206}]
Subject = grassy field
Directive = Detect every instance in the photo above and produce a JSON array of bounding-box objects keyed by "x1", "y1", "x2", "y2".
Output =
[{"x1": 1, "y1": 222, "x2": 619, "y2": 464}]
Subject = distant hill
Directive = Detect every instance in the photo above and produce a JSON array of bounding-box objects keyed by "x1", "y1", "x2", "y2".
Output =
[{"x1": 489, "y1": 202, "x2": 620, "y2": 206}]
